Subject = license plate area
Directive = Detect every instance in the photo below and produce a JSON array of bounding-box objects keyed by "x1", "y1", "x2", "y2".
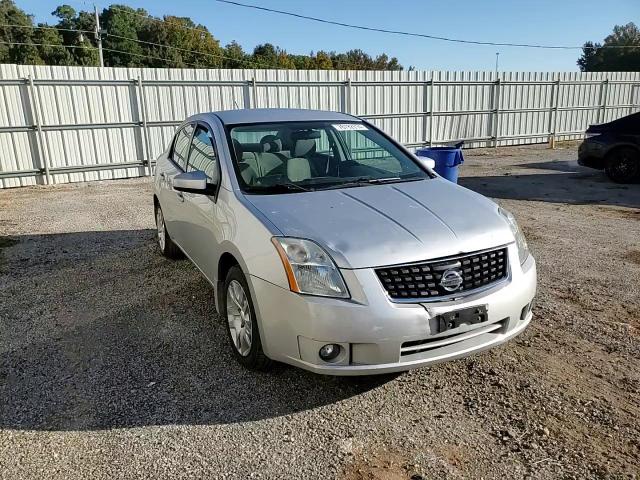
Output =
[{"x1": 437, "y1": 305, "x2": 488, "y2": 333}]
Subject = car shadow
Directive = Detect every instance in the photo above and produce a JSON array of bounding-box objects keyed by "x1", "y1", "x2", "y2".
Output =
[
  {"x1": 459, "y1": 159, "x2": 640, "y2": 209},
  {"x1": 0, "y1": 229, "x2": 394, "y2": 431}
]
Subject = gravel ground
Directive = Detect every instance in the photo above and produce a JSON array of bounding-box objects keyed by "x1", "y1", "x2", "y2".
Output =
[{"x1": 1, "y1": 143, "x2": 639, "y2": 480}]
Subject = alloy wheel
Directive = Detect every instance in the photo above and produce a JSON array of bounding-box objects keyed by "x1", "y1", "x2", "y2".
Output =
[
  {"x1": 226, "y1": 279, "x2": 253, "y2": 356},
  {"x1": 156, "y1": 207, "x2": 166, "y2": 251}
]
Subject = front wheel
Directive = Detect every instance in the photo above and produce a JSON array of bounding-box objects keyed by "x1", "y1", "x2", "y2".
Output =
[
  {"x1": 605, "y1": 147, "x2": 640, "y2": 184},
  {"x1": 221, "y1": 266, "x2": 273, "y2": 371},
  {"x1": 155, "y1": 203, "x2": 182, "y2": 258}
]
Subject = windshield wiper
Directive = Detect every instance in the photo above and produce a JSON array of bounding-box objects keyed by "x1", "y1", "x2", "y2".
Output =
[
  {"x1": 320, "y1": 176, "x2": 413, "y2": 190},
  {"x1": 245, "y1": 182, "x2": 312, "y2": 194},
  {"x1": 367, "y1": 177, "x2": 402, "y2": 184}
]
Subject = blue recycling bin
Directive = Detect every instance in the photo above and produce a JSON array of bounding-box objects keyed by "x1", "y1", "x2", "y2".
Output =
[{"x1": 416, "y1": 146, "x2": 464, "y2": 183}]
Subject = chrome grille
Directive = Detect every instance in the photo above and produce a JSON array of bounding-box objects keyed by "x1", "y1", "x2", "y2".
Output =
[{"x1": 375, "y1": 247, "x2": 508, "y2": 300}]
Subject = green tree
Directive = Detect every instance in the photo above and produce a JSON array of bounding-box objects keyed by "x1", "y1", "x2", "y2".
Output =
[
  {"x1": 51, "y1": 4, "x2": 98, "y2": 66},
  {"x1": 313, "y1": 51, "x2": 333, "y2": 70},
  {"x1": 100, "y1": 5, "x2": 144, "y2": 67},
  {"x1": 162, "y1": 16, "x2": 223, "y2": 68},
  {"x1": 0, "y1": 0, "x2": 41, "y2": 64},
  {"x1": 578, "y1": 23, "x2": 640, "y2": 72},
  {"x1": 0, "y1": 0, "x2": 405, "y2": 71},
  {"x1": 222, "y1": 40, "x2": 247, "y2": 68},
  {"x1": 34, "y1": 24, "x2": 73, "y2": 65}
]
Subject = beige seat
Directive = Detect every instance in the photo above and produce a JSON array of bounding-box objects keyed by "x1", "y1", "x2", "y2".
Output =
[
  {"x1": 287, "y1": 157, "x2": 312, "y2": 182},
  {"x1": 253, "y1": 135, "x2": 287, "y2": 177},
  {"x1": 232, "y1": 139, "x2": 258, "y2": 185},
  {"x1": 286, "y1": 137, "x2": 316, "y2": 182}
]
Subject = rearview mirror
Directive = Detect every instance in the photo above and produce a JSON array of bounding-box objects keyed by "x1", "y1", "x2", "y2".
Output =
[{"x1": 173, "y1": 170, "x2": 215, "y2": 194}]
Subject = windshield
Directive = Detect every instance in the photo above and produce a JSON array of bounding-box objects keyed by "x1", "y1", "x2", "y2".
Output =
[{"x1": 227, "y1": 121, "x2": 430, "y2": 193}]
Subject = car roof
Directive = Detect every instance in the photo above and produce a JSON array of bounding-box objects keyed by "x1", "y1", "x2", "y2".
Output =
[{"x1": 196, "y1": 108, "x2": 359, "y2": 126}]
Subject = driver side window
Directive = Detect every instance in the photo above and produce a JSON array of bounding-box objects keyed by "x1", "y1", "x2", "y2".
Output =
[
  {"x1": 172, "y1": 124, "x2": 194, "y2": 171},
  {"x1": 187, "y1": 125, "x2": 220, "y2": 184}
]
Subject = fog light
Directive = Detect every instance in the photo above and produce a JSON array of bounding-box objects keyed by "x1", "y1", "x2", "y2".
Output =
[{"x1": 319, "y1": 344, "x2": 341, "y2": 361}]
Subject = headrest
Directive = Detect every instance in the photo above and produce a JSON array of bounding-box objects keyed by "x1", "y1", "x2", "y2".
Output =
[
  {"x1": 292, "y1": 138, "x2": 316, "y2": 157},
  {"x1": 260, "y1": 134, "x2": 283, "y2": 153}
]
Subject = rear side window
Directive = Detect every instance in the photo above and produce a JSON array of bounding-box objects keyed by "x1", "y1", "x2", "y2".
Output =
[
  {"x1": 187, "y1": 126, "x2": 219, "y2": 184},
  {"x1": 172, "y1": 124, "x2": 194, "y2": 170}
]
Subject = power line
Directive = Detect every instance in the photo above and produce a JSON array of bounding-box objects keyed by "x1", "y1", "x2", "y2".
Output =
[
  {"x1": 103, "y1": 46, "x2": 201, "y2": 67},
  {"x1": 101, "y1": 4, "x2": 369, "y2": 70},
  {"x1": 0, "y1": 40, "x2": 201, "y2": 67},
  {"x1": 107, "y1": 5, "x2": 212, "y2": 37},
  {"x1": 214, "y1": 0, "x2": 639, "y2": 50},
  {"x1": 105, "y1": 32, "x2": 276, "y2": 69},
  {"x1": 103, "y1": 5, "x2": 286, "y2": 68},
  {"x1": 0, "y1": 40, "x2": 96, "y2": 50},
  {"x1": 0, "y1": 19, "x2": 274, "y2": 69},
  {"x1": 0, "y1": 10, "x2": 401, "y2": 70},
  {"x1": 0, "y1": 23, "x2": 93, "y2": 34}
]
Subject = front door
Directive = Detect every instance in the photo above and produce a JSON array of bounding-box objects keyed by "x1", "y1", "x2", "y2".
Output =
[
  {"x1": 158, "y1": 123, "x2": 194, "y2": 249},
  {"x1": 179, "y1": 123, "x2": 223, "y2": 282}
]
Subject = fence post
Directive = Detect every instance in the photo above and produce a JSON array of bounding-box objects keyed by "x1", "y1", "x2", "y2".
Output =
[
  {"x1": 428, "y1": 77, "x2": 435, "y2": 146},
  {"x1": 422, "y1": 79, "x2": 429, "y2": 146},
  {"x1": 136, "y1": 76, "x2": 152, "y2": 176},
  {"x1": 251, "y1": 77, "x2": 258, "y2": 108},
  {"x1": 242, "y1": 80, "x2": 251, "y2": 109},
  {"x1": 493, "y1": 78, "x2": 501, "y2": 148},
  {"x1": 548, "y1": 78, "x2": 560, "y2": 149},
  {"x1": 599, "y1": 79, "x2": 609, "y2": 124},
  {"x1": 27, "y1": 75, "x2": 50, "y2": 185},
  {"x1": 342, "y1": 77, "x2": 351, "y2": 114}
]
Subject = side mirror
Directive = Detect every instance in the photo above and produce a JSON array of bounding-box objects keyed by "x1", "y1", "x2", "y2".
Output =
[{"x1": 173, "y1": 170, "x2": 215, "y2": 194}]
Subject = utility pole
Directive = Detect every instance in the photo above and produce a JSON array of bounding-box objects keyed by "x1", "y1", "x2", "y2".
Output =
[
  {"x1": 94, "y1": 4, "x2": 104, "y2": 67},
  {"x1": 495, "y1": 52, "x2": 500, "y2": 76}
]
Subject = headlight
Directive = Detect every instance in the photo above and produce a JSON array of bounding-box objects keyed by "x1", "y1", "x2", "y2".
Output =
[
  {"x1": 498, "y1": 207, "x2": 530, "y2": 265},
  {"x1": 271, "y1": 237, "x2": 349, "y2": 298},
  {"x1": 585, "y1": 132, "x2": 601, "y2": 139}
]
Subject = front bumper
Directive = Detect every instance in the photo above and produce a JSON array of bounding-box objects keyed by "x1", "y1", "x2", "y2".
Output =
[
  {"x1": 578, "y1": 139, "x2": 606, "y2": 169},
  {"x1": 249, "y1": 245, "x2": 536, "y2": 375}
]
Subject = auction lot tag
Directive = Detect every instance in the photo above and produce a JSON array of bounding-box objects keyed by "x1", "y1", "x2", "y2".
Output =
[{"x1": 332, "y1": 123, "x2": 368, "y2": 131}]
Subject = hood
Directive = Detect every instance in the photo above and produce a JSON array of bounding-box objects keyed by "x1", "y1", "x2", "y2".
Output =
[
  {"x1": 586, "y1": 111, "x2": 640, "y2": 134},
  {"x1": 246, "y1": 179, "x2": 514, "y2": 269}
]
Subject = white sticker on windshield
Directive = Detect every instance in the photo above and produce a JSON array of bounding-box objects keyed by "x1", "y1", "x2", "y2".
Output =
[{"x1": 332, "y1": 123, "x2": 368, "y2": 131}]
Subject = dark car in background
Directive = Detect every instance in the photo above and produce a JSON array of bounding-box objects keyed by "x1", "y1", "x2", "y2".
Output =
[{"x1": 578, "y1": 111, "x2": 640, "y2": 183}]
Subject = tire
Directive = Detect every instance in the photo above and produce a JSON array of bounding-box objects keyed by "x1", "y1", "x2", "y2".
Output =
[
  {"x1": 154, "y1": 203, "x2": 182, "y2": 259},
  {"x1": 604, "y1": 147, "x2": 640, "y2": 184},
  {"x1": 221, "y1": 265, "x2": 273, "y2": 371}
]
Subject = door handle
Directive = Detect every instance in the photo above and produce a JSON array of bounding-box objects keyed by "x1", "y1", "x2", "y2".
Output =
[
  {"x1": 160, "y1": 172, "x2": 166, "y2": 179},
  {"x1": 176, "y1": 191, "x2": 184, "y2": 202}
]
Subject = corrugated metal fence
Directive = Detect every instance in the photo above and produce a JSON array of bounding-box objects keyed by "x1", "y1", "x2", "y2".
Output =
[{"x1": 1, "y1": 64, "x2": 639, "y2": 188}]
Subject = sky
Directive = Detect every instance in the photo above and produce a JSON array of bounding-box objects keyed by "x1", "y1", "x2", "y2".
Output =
[{"x1": 15, "y1": 0, "x2": 640, "y2": 71}]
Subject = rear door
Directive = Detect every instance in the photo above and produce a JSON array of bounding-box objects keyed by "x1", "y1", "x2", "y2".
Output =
[
  {"x1": 157, "y1": 122, "x2": 194, "y2": 248},
  {"x1": 179, "y1": 123, "x2": 223, "y2": 281}
]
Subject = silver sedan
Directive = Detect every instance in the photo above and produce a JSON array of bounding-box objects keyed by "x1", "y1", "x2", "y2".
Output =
[{"x1": 153, "y1": 109, "x2": 536, "y2": 375}]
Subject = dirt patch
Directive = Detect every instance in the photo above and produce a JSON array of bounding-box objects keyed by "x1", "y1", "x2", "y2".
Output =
[
  {"x1": 596, "y1": 206, "x2": 640, "y2": 221},
  {"x1": 342, "y1": 451, "x2": 418, "y2": 480},
  {"x1": 625, "y1": 250, "x2": 640, "y2": 265},
  {"x1": 521, "y1": 224, "x2": 543, "y2": 242}
]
